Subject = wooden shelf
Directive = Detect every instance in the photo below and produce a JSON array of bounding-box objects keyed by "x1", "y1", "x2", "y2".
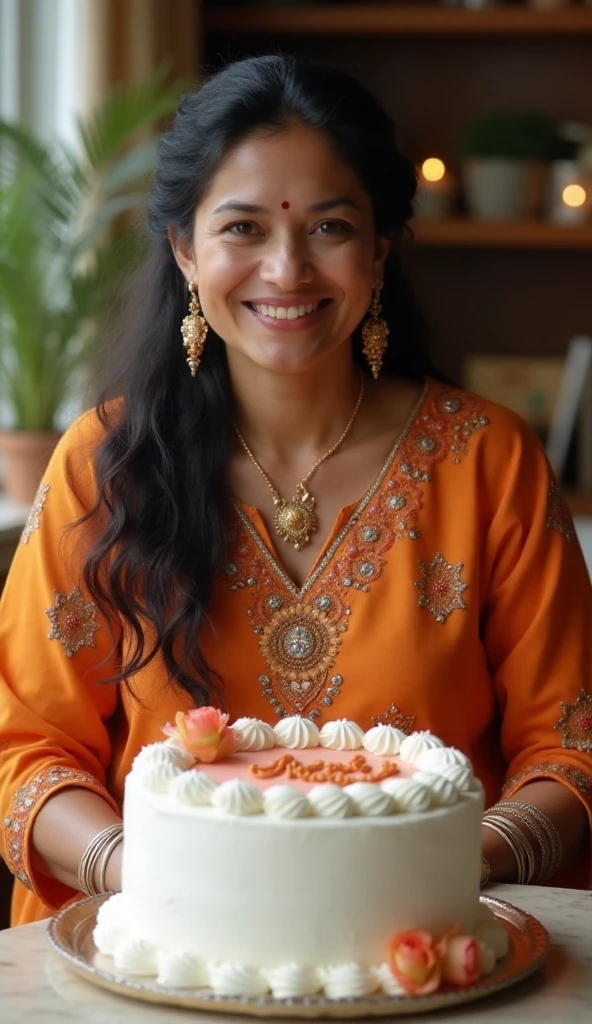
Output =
[
  {"x1": 409, "y1": 218, "x2": 592, "y2": 249},
  {"x1": 206, "y1": 4, "x2": 592, "y2": 36}
]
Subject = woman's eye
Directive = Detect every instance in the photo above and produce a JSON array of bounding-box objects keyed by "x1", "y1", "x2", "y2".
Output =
[
  {"x1": 315, "y1": 220, "x2": 352, "y2": 235},
  {"x1": 226, "y1": 221, "x2": 259, "y2": 236}
]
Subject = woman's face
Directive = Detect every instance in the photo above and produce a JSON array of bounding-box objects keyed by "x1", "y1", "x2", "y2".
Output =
[{"x1": 170, "y1": 123, "x2": 390, "y2": 376}]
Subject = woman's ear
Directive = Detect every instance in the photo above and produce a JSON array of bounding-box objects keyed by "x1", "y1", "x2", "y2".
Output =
[
  {"x1": 167, "y1": 226, "x2": 196, "y2": 284},
  {"x1": 373, "y1": 234, "x2": 392, "y2": 281}
]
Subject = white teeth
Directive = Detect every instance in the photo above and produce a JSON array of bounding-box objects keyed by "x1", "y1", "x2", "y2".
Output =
[{"x1": 252, "y1": 301, "x2": 320, "y2": 319}]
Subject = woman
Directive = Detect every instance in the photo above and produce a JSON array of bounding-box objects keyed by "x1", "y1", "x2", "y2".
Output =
[{"x1": 0, "y1": 55, "x2": 590, "y2": 928}]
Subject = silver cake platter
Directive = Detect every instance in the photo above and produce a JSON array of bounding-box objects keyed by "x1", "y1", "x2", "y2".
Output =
[{"x1": 47, "y1": 894, "x2": 549, "y2": 1018}]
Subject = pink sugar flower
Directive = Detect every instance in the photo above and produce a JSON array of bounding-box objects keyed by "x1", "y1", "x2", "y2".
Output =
[
  {"x1": 162, "y1": 708, "x2": 237, "y2": 763},
  {"x1": 388, "y1": 930, "x2": 442, "y2": 995},
  {"x1": 437, "y1": 929, "x2": 481, "y2": 988}
]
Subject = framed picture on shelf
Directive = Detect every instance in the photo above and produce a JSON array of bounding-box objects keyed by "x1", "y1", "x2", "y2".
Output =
[{"x1": 464, "y1": 353, "x2": 592, "y2": 488}]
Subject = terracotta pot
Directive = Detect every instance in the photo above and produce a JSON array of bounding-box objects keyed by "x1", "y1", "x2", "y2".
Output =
[{"x1": 0, "y1": 430, "x2": 61, "y2": 504}]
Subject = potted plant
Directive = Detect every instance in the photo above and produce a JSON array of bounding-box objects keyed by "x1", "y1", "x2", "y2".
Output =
[
  {"x1": 459, "y1": 109, "x2": 558, "y2": 221},
  {"x1": 0, "y1": 69, "x2": 180, "y2": 503}
]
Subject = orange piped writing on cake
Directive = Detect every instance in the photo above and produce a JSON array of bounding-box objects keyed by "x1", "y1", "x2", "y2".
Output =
[{"x1": 249, "y1": 753, "x2": 398, "y2": 786}]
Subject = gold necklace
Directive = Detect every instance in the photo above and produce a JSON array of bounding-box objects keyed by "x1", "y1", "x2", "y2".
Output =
[{"x1": 234, "y1": 373, "x2": 365, "y2": 551}]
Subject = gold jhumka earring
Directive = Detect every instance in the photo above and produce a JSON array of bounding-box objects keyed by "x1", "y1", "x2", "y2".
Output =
[
  {"x1": 181, "y1": 281, "x2": 208, "y2": 376},
  {"x1": 361, "y1": 279, "x2": 389, "y2": 379}
]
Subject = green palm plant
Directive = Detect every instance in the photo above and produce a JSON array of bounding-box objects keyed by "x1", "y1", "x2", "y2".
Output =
[{"x1": 0, "y1": 67, "x2": 182, "y2": 432}]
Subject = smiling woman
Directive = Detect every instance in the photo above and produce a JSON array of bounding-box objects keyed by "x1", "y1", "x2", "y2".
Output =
[{"x1": 0, "y1": 55, "x2": 591, "y2": 930}]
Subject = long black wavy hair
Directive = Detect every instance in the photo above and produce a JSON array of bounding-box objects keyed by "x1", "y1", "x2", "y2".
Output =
[{"x1": 83, "y1": 54, "x2": 440, "y2": 708}]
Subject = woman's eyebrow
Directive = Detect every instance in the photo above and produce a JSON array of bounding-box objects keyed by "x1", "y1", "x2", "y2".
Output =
[{"x1": 211, "y1": 196, "x2": 361, "y2": 215}]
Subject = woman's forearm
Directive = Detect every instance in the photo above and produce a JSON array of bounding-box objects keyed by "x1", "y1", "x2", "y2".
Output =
[
  {"x1": 31, "y1": 787, "x2": 123, "y2": 892},
  {"x1": 482, "y1": 779, "x2": 589, "y2": 883}
]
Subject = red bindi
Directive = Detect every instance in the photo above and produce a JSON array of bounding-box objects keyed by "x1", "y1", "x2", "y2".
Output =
[{"x1": 281, "y1": 201, "x2": 290, "y2": 209}]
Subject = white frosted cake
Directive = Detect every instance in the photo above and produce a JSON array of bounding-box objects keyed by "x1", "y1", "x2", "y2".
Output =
[{"x1": 94, "y1": 711, "x2": 508, "y2": 999}]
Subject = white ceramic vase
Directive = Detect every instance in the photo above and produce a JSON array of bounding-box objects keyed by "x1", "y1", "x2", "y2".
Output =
[{"x1": 462, "y1": 159, "x2": 549, "y2": 220}]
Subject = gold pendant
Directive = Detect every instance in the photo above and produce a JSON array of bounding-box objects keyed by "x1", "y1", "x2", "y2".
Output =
[{"x1": 273, "y1": 484, "x2": 318, "y2": 550}]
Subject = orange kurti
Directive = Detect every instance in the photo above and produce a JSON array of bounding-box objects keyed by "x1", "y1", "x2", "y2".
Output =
[{"x1": 1, "y1": 380, "x2": 591, "y2": 927}]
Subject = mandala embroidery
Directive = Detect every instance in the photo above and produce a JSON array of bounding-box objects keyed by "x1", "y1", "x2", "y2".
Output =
[
  {"x1": 371, "y1": 702, "x2": 416, "y2": 735},
  {"x1": 546, "y1": 481, "x2": 576, "y2": 543},
  {"x1": 227, "y1": 382, "x2": 489, "y2": 721},
  {"x1": 4, "y1": 767, "x2": 112, "y2": 890},
  {"x1": 45, "y1": 586, "x2": 100, "y2": 657},
  {"x1": 555, "y1": 690, "x2": 592, "y2": 752},
  {"x1": 20, "y1": 483, "x2": 50, "y2": 545},
  {"x1": 415, "y1": 552, "x2": 468, "y2": 624}
]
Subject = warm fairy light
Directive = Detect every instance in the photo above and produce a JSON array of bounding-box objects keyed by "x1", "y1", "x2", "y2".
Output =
[
  {"x1": 422, "y1": 158, "x2": 446, "y2": 183},
  {"x1": 562, "y1": 184, "x2": 587, "y2": 208}
]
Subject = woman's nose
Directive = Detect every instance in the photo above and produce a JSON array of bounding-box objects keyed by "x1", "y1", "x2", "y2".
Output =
[{"x1": 259, "y1": 234, "x2": 314, "y2": 290}]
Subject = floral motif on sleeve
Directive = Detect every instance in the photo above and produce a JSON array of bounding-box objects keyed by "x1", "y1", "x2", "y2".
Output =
[
  {"x1": 502, "y1": 762, "x2": 592, "y2": 801},
  {"x1": 3, "y1": 767, "x2": 115, "y2": 890},
  {"x1": 415, "y1": 552, "x2": 468, "y2": 624},
  {"x1": 20, "y1": 483, "x2": 50, "y2": 545},
  {"x1": 45, "y1": 587, "x2": 100, "y2": 657},
  {"x1": 555, "y1": 691, "x2": 592, "y2": 752},
  {"x1": 546, "y1": 482, "x2": 576, "y2": 543}
]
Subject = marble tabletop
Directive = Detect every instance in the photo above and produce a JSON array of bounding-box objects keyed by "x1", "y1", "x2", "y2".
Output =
[{"x1": 0, "y1": 884, "x2": 590, "y2": 1024}]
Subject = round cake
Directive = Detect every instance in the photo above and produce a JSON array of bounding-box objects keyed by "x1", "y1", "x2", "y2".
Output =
[{"x1": 94, "y1": 714, "x2": 508, "y2": 997}]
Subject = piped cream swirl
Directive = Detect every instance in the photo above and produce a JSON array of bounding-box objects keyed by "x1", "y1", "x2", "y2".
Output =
[
  {"x1": 379, "y1": 778, "x2": 432, "y2": 813},
  {"x1": 319, "y1": 719, "x2": 365, "y2": 751},
  {"x1": 439, "y1": 763, "x2": 478, "y2": 792},
  {"x1": 320, "y1": 964, "x2": 379, "y2": 999},
  {"x1": 362, "y1": 725, "x2": 405, "y2": 756},
  {"x1": 157, "y1": 950, "x2": 209, "y2": 987},
  {"x1": 413, "y1": 771, "x2": 459, "y2": 807},
  {"x1": 274, "y1": 716, "x2": 320, "y2": 749},
  {"x1": 139, "y1": 762, "x2": 183, "y2": 793},
  {"x1": 373, "y1": 963, "x2": 406, "y2": 996},
  {"x1": 113, "y1": 938, "x2": 158, "y2": 975},
  {"x1": 399, "y1": 730, "x2": 446, "y2": 765},
  {"x1": 263, "y1": 785, "x2": 310, "y2": 820},
  {"x1": 344, "y1": 782, "x2": 394, "y2": 817},
  {"x1": 233, "y1": 717, "x2": 276, "y2": 752},
  {"x1": 209, "y1": 962, "x2": 269, "y2": 996},
  {"x1": 265, "y1": 963, "x2": 322, "y2": 998},
  {"x1": 133, "y1": 743, "x2": 193, "y2": 772},
  {"x1": 211, "y1": 779, "x2": 263, "y2": 816},
  {"x1": 308, "y1": 784, "x2": 355, "y2": 818},
  {"x1": 414, "y1": 746, "x2": 472, "y2": 772},
  {"x1": 170, "y1": 769, "x2": 217, "y2": 806}
]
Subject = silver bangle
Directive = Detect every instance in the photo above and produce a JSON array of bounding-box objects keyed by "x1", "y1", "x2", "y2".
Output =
[
  {"x1": 485, "y1": 813, "x2": 537, "y2": 884},
  {"x1": 78, "y1": 824, "x2": 123, "y2": 897},
  {"x1": 97, "y1": 829, "x2": 124, "y2": 894},
  {"x1": 499, "y1": 802, "x2": 561, "y2": 876},
  {"x1": 488, "y1": 801, "x2": 560, "y2": 883},
  {"x1": 482, "y1": 814, "x2": 536, "y2": 884}
]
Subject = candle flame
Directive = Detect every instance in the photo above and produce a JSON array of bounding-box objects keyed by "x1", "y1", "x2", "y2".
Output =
[
  {"x1": 562, "y1": 184, "x2": 586, "y2": 209},
  {"x1": 422, "y1": 158, "x2": 446, "y2": 183}
]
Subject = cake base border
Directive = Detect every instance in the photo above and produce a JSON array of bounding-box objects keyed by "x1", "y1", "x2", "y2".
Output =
[{"x1": 46, "y1": 894, "x2": 549, "y2": 1018}]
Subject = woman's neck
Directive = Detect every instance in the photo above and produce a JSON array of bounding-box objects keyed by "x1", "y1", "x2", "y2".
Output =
[{"x1": 229, "y1": 352, "x2": 364, "y2": 467}]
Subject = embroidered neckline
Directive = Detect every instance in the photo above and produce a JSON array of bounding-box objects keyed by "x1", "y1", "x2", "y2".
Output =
[
  {"x1": 232, "y1": 378, "x2": 431, "y2": 600},
  {"x1": 225, "y1": 381, "x2": 491, "y2": 721}
]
